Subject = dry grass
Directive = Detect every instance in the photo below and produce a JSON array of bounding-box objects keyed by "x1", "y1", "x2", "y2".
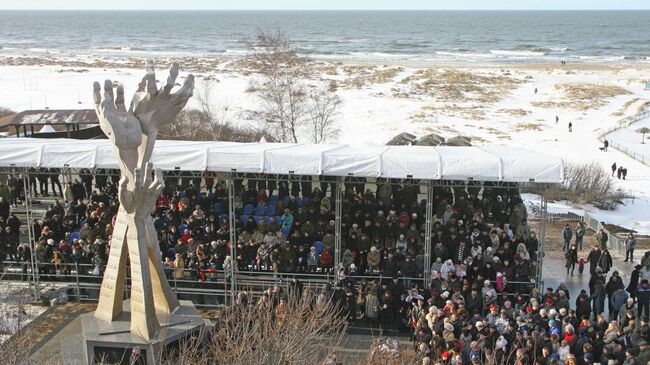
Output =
[
  {"x1": 610, "y1": 97, "x2": 641, "y2": 117},
  {"x1": 562, "y1": 83, "x2": 630, "y2": 109},
  {"x1": 339, "y1": 66, "x2": 404, "y2": 88},
  {"x1": 637, "y1": 100, "x2": 650, "y2": 114},
  {"x1": 409, "y1": 104, "x2": 485, "y2": 121},
  {"x1": 497, "y1": 108, "x2": 530, "y2": 117},
  {"x1": 398, "y1": 68, "x2": 523, "y2": 104},
  {"x1": 514, "y1": 122, "x2": 544, "y2": 132}
]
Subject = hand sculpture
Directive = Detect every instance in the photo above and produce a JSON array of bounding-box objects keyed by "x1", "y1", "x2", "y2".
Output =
[
  {"x1": 132, "y1": 60, "x2": 195, "y2": 135},
  {"x1": 94, "y1": 80, "x2": 143, "y2": 150},
  {"x1": 94, "y1": 60, "x2": 194, "y2": 176},
  {"x1": 118, "y1": 162, "x2": 164, "y2": 218},
  {"x1": 92, "y1": 61, "x2": 192, "y2": 340}
]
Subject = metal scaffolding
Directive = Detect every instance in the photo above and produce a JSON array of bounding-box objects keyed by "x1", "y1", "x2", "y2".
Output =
[{"x1": 4, "y1": 168, "x2": 551, "y2": 303}]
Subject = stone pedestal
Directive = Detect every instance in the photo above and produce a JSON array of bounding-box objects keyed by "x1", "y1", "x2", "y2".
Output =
[{"x1": 78, "y1": 300, "x2": 207, "y2": 365}]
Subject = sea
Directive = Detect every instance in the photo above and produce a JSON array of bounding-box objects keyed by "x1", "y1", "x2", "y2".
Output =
[{"x1": 0, "y1": 10, "x2": 649, "y2": 63}]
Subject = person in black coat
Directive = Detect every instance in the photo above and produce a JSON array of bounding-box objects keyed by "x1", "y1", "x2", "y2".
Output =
[
  {"x1": 565, "y1": 245, "x2": 578, "y2": 275},
  {"x1": 628, "y1": 265, "x2": 642, "y2": 299}
]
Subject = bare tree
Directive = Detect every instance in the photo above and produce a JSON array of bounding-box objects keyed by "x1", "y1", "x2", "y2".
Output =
[
  {"x1": 306, "y1": 89, "x2": 342, "y2": 144},
  {"x1": 0, "y1": 107, "x2": 14, "y2": 118},
  {"x1": 562, "y1": 162, "x2": 626, "y2": 209},
  {"x1": 248, "y1": 30, "x2": 340, "y2": 144},
  {"x1": 155, "y1": 293, "x2": 347, "y2": 365}
]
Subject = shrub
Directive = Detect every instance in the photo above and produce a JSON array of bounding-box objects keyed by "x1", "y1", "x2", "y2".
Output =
[{"x1": 562, "y1": 162, "x2": 626, "y2": 209}]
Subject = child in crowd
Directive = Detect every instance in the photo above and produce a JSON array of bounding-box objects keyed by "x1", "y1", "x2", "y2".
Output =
[{"x1": 578, "y1": 257, "x2": 585, "y2": 275}]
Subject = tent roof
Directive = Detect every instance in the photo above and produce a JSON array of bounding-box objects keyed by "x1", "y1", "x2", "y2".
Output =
[{"x1": 0, "y1": 138, "x2": 564, "y2": 183}]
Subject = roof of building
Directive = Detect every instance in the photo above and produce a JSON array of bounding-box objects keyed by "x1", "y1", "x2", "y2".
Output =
[{"x1": 0, "y1": 109, "x2": 98, "y2": 129}]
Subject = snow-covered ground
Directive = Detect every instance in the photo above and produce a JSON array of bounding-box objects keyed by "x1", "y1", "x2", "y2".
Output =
[
  {"x1": 608, "y1": 115, "x2": 650, "y2": 165},
  {"x1": 0, "y1": 57, "x2": 649, "y2": 233},
  {"x1": 0, "y1": 281, "x2": 47, "y2": 345},
  {"x1": 522, "y1": 193, "x2": 650, "y2": 235}
]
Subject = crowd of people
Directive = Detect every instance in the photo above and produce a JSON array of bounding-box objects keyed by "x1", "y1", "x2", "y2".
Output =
[{"x1": 2, "y1": 170, "x2": 650, "y2": 365}]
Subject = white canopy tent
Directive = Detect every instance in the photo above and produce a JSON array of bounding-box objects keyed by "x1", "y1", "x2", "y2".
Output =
[{"x1": 0, "y1": 138, "x2": 564, "y2": 183}]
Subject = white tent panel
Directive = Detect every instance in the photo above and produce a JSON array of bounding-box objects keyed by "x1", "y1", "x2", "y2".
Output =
[
  {"x1": 0, "y1": 138, "x2": 564, "y2": 183},
  {"x1": 380, "y1": 146, "x2": 441, "y2": 179},
  {"x1": 93, "y1": 144, "x2": 120, "y2": 169},
  {"x1": 264, "y1": 144, "x2": 341, "y2": 175},
  {"x1": 481, "y1": 147, "x2": 564, "y2": 183},
  {"x1": 40, "y1": 142, "x2": 98, "y2": 168},
  {"x1": 206, "y1": 143, "x2": 293, "y2": 173},
  {"x1": 151, "y1": 142, "x2": 207, "y2": 171},
  {"x1": 322, "y1": 145, "x2": 388, "y2": 177},
  {"x1": 437, "y1": 146, "x2": 501, "y2": 181},
  {"x1": 0, "y1": 141, "x2": 42, "y2": 167}
]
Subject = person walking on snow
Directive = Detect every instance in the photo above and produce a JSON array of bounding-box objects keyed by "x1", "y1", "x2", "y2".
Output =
[
  {"x1": 568, "y1": 122, "x2": 572, "y2": 132},
  {"x1": 562, "y1": 224, "x2": 573, "y2": 252},
  {"x1": 625, "y1": 233, "x2": 636, "y2": 263},
  {"x1": 611, "y1": 162, "x2": 617, "y2": 176}
]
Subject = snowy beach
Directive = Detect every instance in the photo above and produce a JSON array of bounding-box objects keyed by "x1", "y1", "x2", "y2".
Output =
[{"x1": 1, "y1": 55, "x2": 649, "y2": 232}]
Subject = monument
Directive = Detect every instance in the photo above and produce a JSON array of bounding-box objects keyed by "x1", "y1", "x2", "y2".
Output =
[{"x1": 74, "y1": 61, "x2": 207, "y2": 364}]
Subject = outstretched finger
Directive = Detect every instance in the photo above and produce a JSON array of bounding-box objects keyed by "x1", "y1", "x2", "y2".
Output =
[
  {"x1": 143, "y1": 162, "x2": 153, "y2": 187},
  {"x1": 151, "y1": 169, "x2": 165, "y2": 191},
  {"x1": 171, "y1": 74, "x2": 194, "y2": 99},
  {"x1": 146, "y1": 59, "x2": 157, "y2": 94},
  {"x1": 104, "y1": 80, "x2": 114, "y2": 104},
  {"x1": 162, "y1": 63, "x2": 180, "y2": 95},
  {"x1": 93, "y1": 81, "x2": 102, "y2": 107},
  {"x1": 137, "y1": 75, "x2": 147, "y2": 92},
  {"x1": 134, "y1": 168, "x2": 143, "y2": 189},
  {"x1": 115, "y1": 84, "x2": 126, "y2": 112}
]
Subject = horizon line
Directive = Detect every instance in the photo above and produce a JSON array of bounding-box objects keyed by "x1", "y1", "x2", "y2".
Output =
[{"x1": 1, "y1": 8, "x2": 649, "y2": 11}]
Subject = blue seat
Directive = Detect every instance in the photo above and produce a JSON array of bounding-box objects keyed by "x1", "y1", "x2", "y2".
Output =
[
  {"x1": 243, "y1": 204, "x2": 254, "y2": 215},
  {"x1": 264, "y1": 216, "x2": 272, "y2": 225},
  {"x1": 265, "y1": 206, "x2": 275, "y2": 216},
  {"x1": 219, "y1": 213, "x2": 229, "y2": 222},
  {"x1": 213, "y1": 202, "x2": 222, "y2": 213},
  {"x1": 78, "y1": 220, "x2": 86, "y2": 229},
  {"x1": 276, "y1": 215, "x2": 283, "y2": 224},
  {"x1": 240, "y1": 214, "x2": 249, "y2": 223},
  {"x1": 296, "y1": 197, "x2": 303, "y2": 207},
  {"x1": 282, "y1": 196, "x2": 290, "y2": 206},
  {"x1": 255, "y1": 204, "x2": 266, "y2": 215},
  {"x1": 207, "y1": 192, "x2": 215, "y2": 200},
  {"x1": 281, "y1": 227, "x2": 291, "y2": 238},
  {"x1": 269, "y1": 195, "x2": 278, "y2": 205},
  {"x1": 179, "y1": 223, "x2": 188, "y2": 233},
  {"x1": 254, "y1": 215, "x2": 264, "y2": 224},
  {"x1": 302, "y1": 197, "x2": 310, "y2": 206},
  {"x1": 70, "y1": 231, "x2": 80, "y2": 240}
]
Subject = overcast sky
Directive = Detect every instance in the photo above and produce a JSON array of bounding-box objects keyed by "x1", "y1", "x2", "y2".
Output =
[{"x1": 1, "y1": 0, "x2": 649, "y2": 10}]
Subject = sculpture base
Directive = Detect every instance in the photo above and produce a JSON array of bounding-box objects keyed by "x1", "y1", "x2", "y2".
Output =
[{"x1": 76, "y1": 300, "x2": 208, "y2": 365}]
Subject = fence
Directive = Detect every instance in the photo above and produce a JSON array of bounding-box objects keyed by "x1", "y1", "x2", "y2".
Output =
[
  {"x1": 582, "y1": 212, "x2": 625, "y2": 256},
  {"x1": 527, "y1": 200, "x2": 626, "y2": 256},
  {"x1": 1, "y1": 260, "x2": 539, "y2": 306},
  {"x1": 598, "y1": 108, "x2": 650, "y2": 166}
]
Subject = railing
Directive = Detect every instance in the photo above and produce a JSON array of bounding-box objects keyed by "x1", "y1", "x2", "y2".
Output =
[
  {"x1": 606, "y1": 139, "x2": 649, "y2": 165},
  {"x1": 583, "y1": 212, "x2": 625, "y2": 256},
  {"x1": 1, "y1": 260, "x2": 538, "y2": 306},
  {"x1": 526, "y1": 200, "x2": 585, "y2": 221},
  {"x1": 598, "y1": 108, "x2": 650, "y2": 166}
]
